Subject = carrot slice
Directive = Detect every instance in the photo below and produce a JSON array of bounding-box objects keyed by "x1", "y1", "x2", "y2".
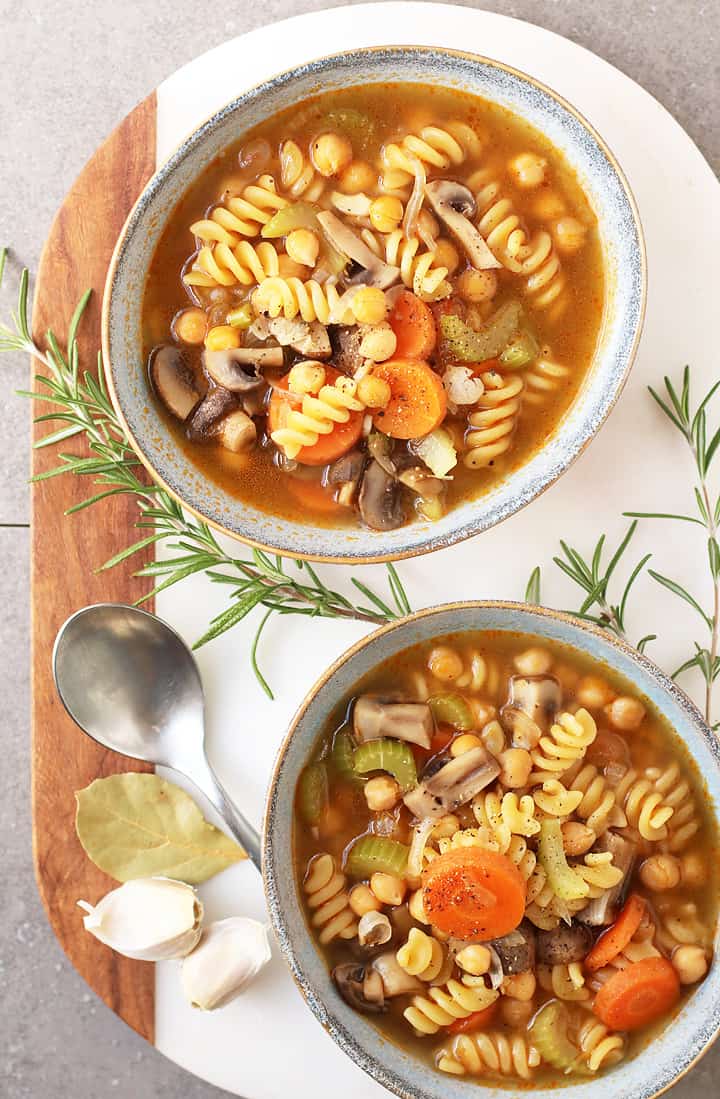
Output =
[
  {"x1": 267, "y1": 368, "x2": 363, "y2": 466},
  {"x1": 593, "y1": 958, "x2": 680, "y2": 1031},
  {"x1": 422, "y1": 847, "x2": 526, "y2": 941},
  {"x1": 585, "y1": 894, "x2": 646, "y2": 971},
  {"x1": 371, "y1": 358, "x2": 447, "y2": 440},
  {"x1": 389, "y1": 291, "x2": 437, "y2": 358},
  {"x1": 286, "y1": 477, "x2": 344, "y2": 513},
  {"x1": 447, "y1": 1002, "x2": 498, "y2": 1035},
  {"x1": 467, "y1": 357, "x2": 501, "y2": 377}
]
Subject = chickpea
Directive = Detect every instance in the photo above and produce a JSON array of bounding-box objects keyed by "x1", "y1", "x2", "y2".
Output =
[
  {"x1": 408, "y1": 888, "x2": 430, "y2": 924},
  {"x1": 357, "y1": 372, "x2": 392, "y2": 408},
  {"x1": 288, "y1": 361, "x2": 326, "y2": 396},
  {"x1": 364, "y1": 775, "x2": 401, "y2": 812},
  {"x1": 502, "y1": 972, "x2": 536, "y2": 1001},
  {"x1": 533, "y1": 191, "x2": 566, "y2": 221},
  {"x1": 204, "y1": 324, "x2": 241, "y2": 352},
  {"x1": 510, "y1": 152, "x2": 547, "y2": 188},
  {"x1": 432, "y1": 238, "x2": 461, "y2": 274},
  {"x1": 277, "y1": 253, "x2": 310, "y2": 280},
  {"x1": 673, "y1": 945, "x2": 708, "y2": 985},
  {"x1": 605, "y1": 696, "x2": 646, "y2": 731},
  {"x1": 353, "y1": 286, "x2": 387, "y2": 326},
  {"x1": 370, "y1": 872, "x2": 406, "y2": 906},
  {"x1": 501, "y1": 997, "x2": 534, "y2": 1027},
  {"x1": 561, "y1": 820, "x2": 596, "y2": 856},
  {"x1": 359, "y1": 324, "x2": 397, "y2": 364},
  {"x1": 226, "y1": 302, "x2": 254, "y2": 330},
  {"x1": 554, "y1": 216, "x2": 587, "y2": 254},
  {"x1": 369, "y1": 195, "x2": 404, "y2": 233},
  {"x1": 457, "y1": 268, "x2": 498, "y2": 303},
  {"x1": 286, "y1": 228, "x2": 319, "y2": 268},
  {"x1": 428, "y1": 645, "x2": 464, "y2": 682},
  {"x1": 680, "y1": 851, "x2": 707, "y2": 887},
  {"x1": 514, "y1": 647, "x2": 553, "y2": 676},
  {"x1": 432, "y1": 813, "x2": 460, "y2": 839},
  {"x1": 311, "y1": 132, "x2": 353, "y2": 178},
  {"x1": 451, "y1": 733, "x2": 483, "y2": 757},
  {"x1": 349, "y1": 883, "x2": 382, "y2": 917},
  {"x1": 339, "y1": 159, "x2": 377, "y2": 194},
  {"x1": 173, "y1": 307, "x2": 207, "y2": 345},
  {"x1": 499, "y1": 747, "x2": 533, "y2": 789},
  {"x1": 456, "y1": 944, "x2": 491, "y2": 976},
  {"x1": 640, "y1": 853, "x2": 681, "y2": 892},
  {"x1": 576, "y1": 675, "x2": 615, "y2": 710}
]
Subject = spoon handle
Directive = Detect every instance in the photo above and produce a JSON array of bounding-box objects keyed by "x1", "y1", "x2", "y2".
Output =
[{"x1": 181, "y1": 753, "x2": 262, "y2": 870}]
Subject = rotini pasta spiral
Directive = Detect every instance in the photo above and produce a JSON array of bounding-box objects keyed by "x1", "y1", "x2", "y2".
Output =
[
  {"x1": 270, "y1": 375, "x2": 365, "y2": 460},
  {"x1": 615, "y1": 768, "x2": 675, "y2": 842},
  {"x1": 463, "y1": 372, "x2": 524, "y2": 470},
  {"x1": 397, "y1": 928, "x2": 445, "y2": 981},
  {"x1": 472, "y1": 790, "x2": 541, "y2": 847},
  {"x1": 565, "y1": 764, "x2": 621, "y2": 835},
  {"x1": 455, "y1": 650, "x2": 502, "y2": 697},
  {"x1": 252, "y1": 277, "x2": 362, "y2": 325},
  {"x1": 523, "y1": 354, "x2": 571, "y2": 405},
  {"x1": 191, "y1": 174, "x2": 288, "y2": 243},
  {"x1": 381, "y1": 122, "x2": 482, "y2": 189},
  {"x1": 528, "y1": 709, "x2": 597, "y2": 783},
  {"x1": 366, "y1": 230, "x2": 451, "y2": 301},
  {"x1": 647, "y1": 762, "x2": 699, "y2": 851},
  {"x1": 537, "y1": 961, "x2": 589, "y2": 1001},
  {"x1": 573, "y1": 851, "x2": 625, "y2": 897},
  {"x1": 404, "y1": 979, "x2": 498, "y2": 1035},
  {"x1": 533, "y1": 779, "x2": 584, "y2": 818},
  {"x1": 303, "y1": 853, "x2": 358, "y2": 944},
  {"x1": 655, "y1": 901, "x2": 710, "y2": 953},
  {"x1": 516, "y1": 230, "x2": 565, "y2": 311},
  {"x1": 577, "y1": 1014, "x2": 625, "y2": 1071},
  {"x1": 278, "y1": 140, "x2": 326, "y2": 201},
  {"x1": 437, "y1": 1032, "x2": 541, "y2": 1079},
  {"x1": 184, "y1": 240, "x2": 282, "y2": 289}
]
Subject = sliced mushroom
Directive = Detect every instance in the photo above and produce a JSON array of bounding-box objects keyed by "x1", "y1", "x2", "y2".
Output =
[
  {"x1": 330, "y1": 190, "x2": 373, "y2": 218},
  {"x1": 358, "y1": 460, "x2": 406, "y2": 531},
  {"x1": 367, "y1": 432, "x2": 398, "y2": 476},
  {"x1": 371, "y1": 951, "x2": 423, "y2": 997},
  {"x1": 353, "y1": 696, "x2": 433, "y2": 749},
  {"x1": 317, "y1": 211, "x2": 400, "y2": 289},
  {"x1": 217, "y1": 409, "x2": 257, "y2": 453},
  {"x1": 252, "y1": 316, "x2": 332, "y2": 360},
  {"x1": 332, "y1": 326, "x2": 365, "y2": 375},
  {"x1": 425, "y1": 180, "x2": 501, "y2": 270},
  {"x1": 536, "y1": 922, "x2": 592, "y2": 966},
  {"x1": 332, "y1": 962, "x2": 387, "y2": 1013},
  {"x1": 578, "y1": 831, "x2": 637, "y2": 927},
  {"x1": 292, "y1": 321, "x2": 332, "y2": 360},
  {"x1": 491, "y1": 923, "x2": 537, "y2": 973},
  {"x1": 187, "y1": 387, "x2": 237, "y2": 440},
  {"x1": 403, "y1": 747, "x2": 501, "y2": 818},
  {"x1": 149, "y1": 345, "x2": 204, "y2": 422},
  {"x1": 204, "y1": 346, "x2": 283, "y2": 391},
  {"x1": 505, "y1": 676, "x2": 561, "y2": 728},
  {"x1": 327, "y1": 450, "x2": 366, "y2": 486}
]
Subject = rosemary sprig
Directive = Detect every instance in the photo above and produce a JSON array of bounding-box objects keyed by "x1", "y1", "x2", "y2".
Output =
[
  {"x1": 1, "y1": 258, "x2": 411, "y2": 698},
  {"x1": 528, "y1": 367, "x2": 719, "y2": 729}
]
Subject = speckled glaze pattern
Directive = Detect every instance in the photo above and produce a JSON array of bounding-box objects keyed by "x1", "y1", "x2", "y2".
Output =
[
  {"x1": 263, "y1": 602, "x2": 720, "y2": 1099},
  {"x1": 103, "y1": 47, "x2": 646, "y2": 563}
]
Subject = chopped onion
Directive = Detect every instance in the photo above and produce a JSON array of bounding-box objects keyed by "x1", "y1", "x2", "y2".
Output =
[
  {"x1": 487, "y1": 946, "x2": 505, "y2": 990},
  {"x1": 406, "y1": 817, "x2": 436, "y2": 881},
  {"x1": 402, "y1": 154, "x2": 427, "y2": 242}
]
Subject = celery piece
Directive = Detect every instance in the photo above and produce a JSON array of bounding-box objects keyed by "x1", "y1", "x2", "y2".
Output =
[
  {"x1": 428, "y1": 693, "x2": 474, "y2": 731},
  {"x1": 537, "y1": 818, "x2": 589, "y2": 901},
  {"x1": 345, "y1": 835, "x2": 409, "y2": 878},
  {"x1": 331, "y1": 728, "x2": 362, "y2": 783},
  {"x1": 262, "y1": 202, "x2": 319, "y2": 239},
  {"x1": 227, "y1": 303, "x2": 254, "y2": 329},
  {"x1": 440, "y1": 301, "x2": 523, "y2": 363},
  {"x1": 529, "y1": 1001, "x2": 590, "y2": 1074},
  {"x1": 353, "y1": 738, "x2": 417, "y2": 792},
  {"x1": 321, "y1": 108, "x2": 375, "y2": 145},
  {"x1": 297, "y1": 761, "x2": 329, "y2": 825},
  {"x1": 412, "y1": 428, "x2": 457, "y2": 477},
  {"x1": 500, "y1": 329, "x2": 540, "y2": 369}
]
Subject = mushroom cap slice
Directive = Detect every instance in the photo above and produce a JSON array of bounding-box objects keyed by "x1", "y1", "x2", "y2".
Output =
[
  {"x1": 149, "y1": 345, "x2": 204, "y2": 422},
  {"x1": 490, "y1": 923, "x2": 537, "y2": 974},
  {"x1": 578, "y1": 831, "x2": 637, "y2": 927},
  {"x1": 203, "y1": 346, "x2": 284, "y2": 391},
  {"x1": 332, "y1": 962, "x2": 387, "y2": 1014},
  {"x1": 316, "y1": 211, "x2": 400, "y2": 289},
  {"x1": 536, "y1": 923, "x2": 593, "y2": 967},
  {"x1": 358, "y1": 460, "x2": 407, "y2": 531},
  {"x1": 371, "y1": 952, "x2": 423, "y2": 998},
  {"x1": 353, "y1": 696, "x2": 433, "y2": 749},
  {"x1": 403, "y1": 747, "x2": 501, "y2": 818},
  {"x1": 188, "y1": 387, "x2": 237, "y2": 440},
  {"x1": 425, "y1": 179, "x2": 501, "y2": 270}
]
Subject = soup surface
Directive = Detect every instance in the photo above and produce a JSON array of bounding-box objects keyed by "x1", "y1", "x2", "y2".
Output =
[
  {"x1": 293, "y1": 631, "x2": 717, "y2": 1086},
  {"x1": 143, "y1": 83, "x2": 604, "y2": 532}
]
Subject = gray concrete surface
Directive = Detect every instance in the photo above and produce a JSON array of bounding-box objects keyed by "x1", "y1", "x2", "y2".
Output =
[{"x1": 0, "y1": 2, "x2": 718, "y2": 1096}]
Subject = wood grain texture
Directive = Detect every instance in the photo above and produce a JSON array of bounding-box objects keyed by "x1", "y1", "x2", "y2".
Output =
[{"x1": 31, "y1": 93, "x2": 157, "y2": 1043}]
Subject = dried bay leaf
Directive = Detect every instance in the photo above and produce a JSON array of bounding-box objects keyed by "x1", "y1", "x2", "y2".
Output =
[{"x1": 75, "y1": 773, "x2": 246, "y2": 884}]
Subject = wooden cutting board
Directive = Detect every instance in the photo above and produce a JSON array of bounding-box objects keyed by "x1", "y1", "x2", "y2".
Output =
[{"x1": 31, "y1": 93, "x2": 157, "y2": 1042}]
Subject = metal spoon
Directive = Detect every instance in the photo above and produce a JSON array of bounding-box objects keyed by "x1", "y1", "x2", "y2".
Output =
[{"x1": 53, "y1": 603, "x2": 262, "y2": 869}]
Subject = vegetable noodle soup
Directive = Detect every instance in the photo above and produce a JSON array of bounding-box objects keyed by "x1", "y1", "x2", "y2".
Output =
[
  {"x1": 293, "y1": 632, "x2": 718, "y2": 1086},
  {"x1": 143, "y1": 84, "x2": 604, "y2": 532}
]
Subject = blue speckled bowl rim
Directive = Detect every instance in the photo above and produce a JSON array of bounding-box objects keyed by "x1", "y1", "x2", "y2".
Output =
[
  {"x1": 263, "y1": 602, "x2": 720, "y2": 1099},
  {"x1": 102, "y1": 45, "x2": 647, "y2": 564}
]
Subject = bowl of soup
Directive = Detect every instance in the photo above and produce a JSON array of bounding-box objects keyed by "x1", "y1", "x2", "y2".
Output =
[
  {"x1": 264, "y1": 602, "x2": 719, "y2": 1098},
  {"x1": 104, "y1": 46, "x2": 645, "y2": 562}
]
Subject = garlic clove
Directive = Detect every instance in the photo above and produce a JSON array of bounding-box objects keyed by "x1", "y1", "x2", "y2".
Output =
[
  {"x1": 77, "y1": 877, "x2": 203, "y2": 961},
  {"x1": 181, "y1": 917, "x2": 271, "y2": 1011}
]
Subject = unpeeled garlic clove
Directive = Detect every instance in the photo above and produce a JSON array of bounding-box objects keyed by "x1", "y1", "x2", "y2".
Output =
[
  {"x1": 77, "y1": 877, "x2": 203, "y2": 961},
  {"x1": 182, "y1": 917, "x2": 271, "y2": 1010}
]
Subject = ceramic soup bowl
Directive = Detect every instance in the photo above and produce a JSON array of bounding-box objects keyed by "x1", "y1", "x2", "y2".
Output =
[
  {"x1": 264, "y1": 602, "x2": 719, "y2": 1099},
  {"x1": 103, "y1": 46, "x2": 645, "y2": 563}
]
